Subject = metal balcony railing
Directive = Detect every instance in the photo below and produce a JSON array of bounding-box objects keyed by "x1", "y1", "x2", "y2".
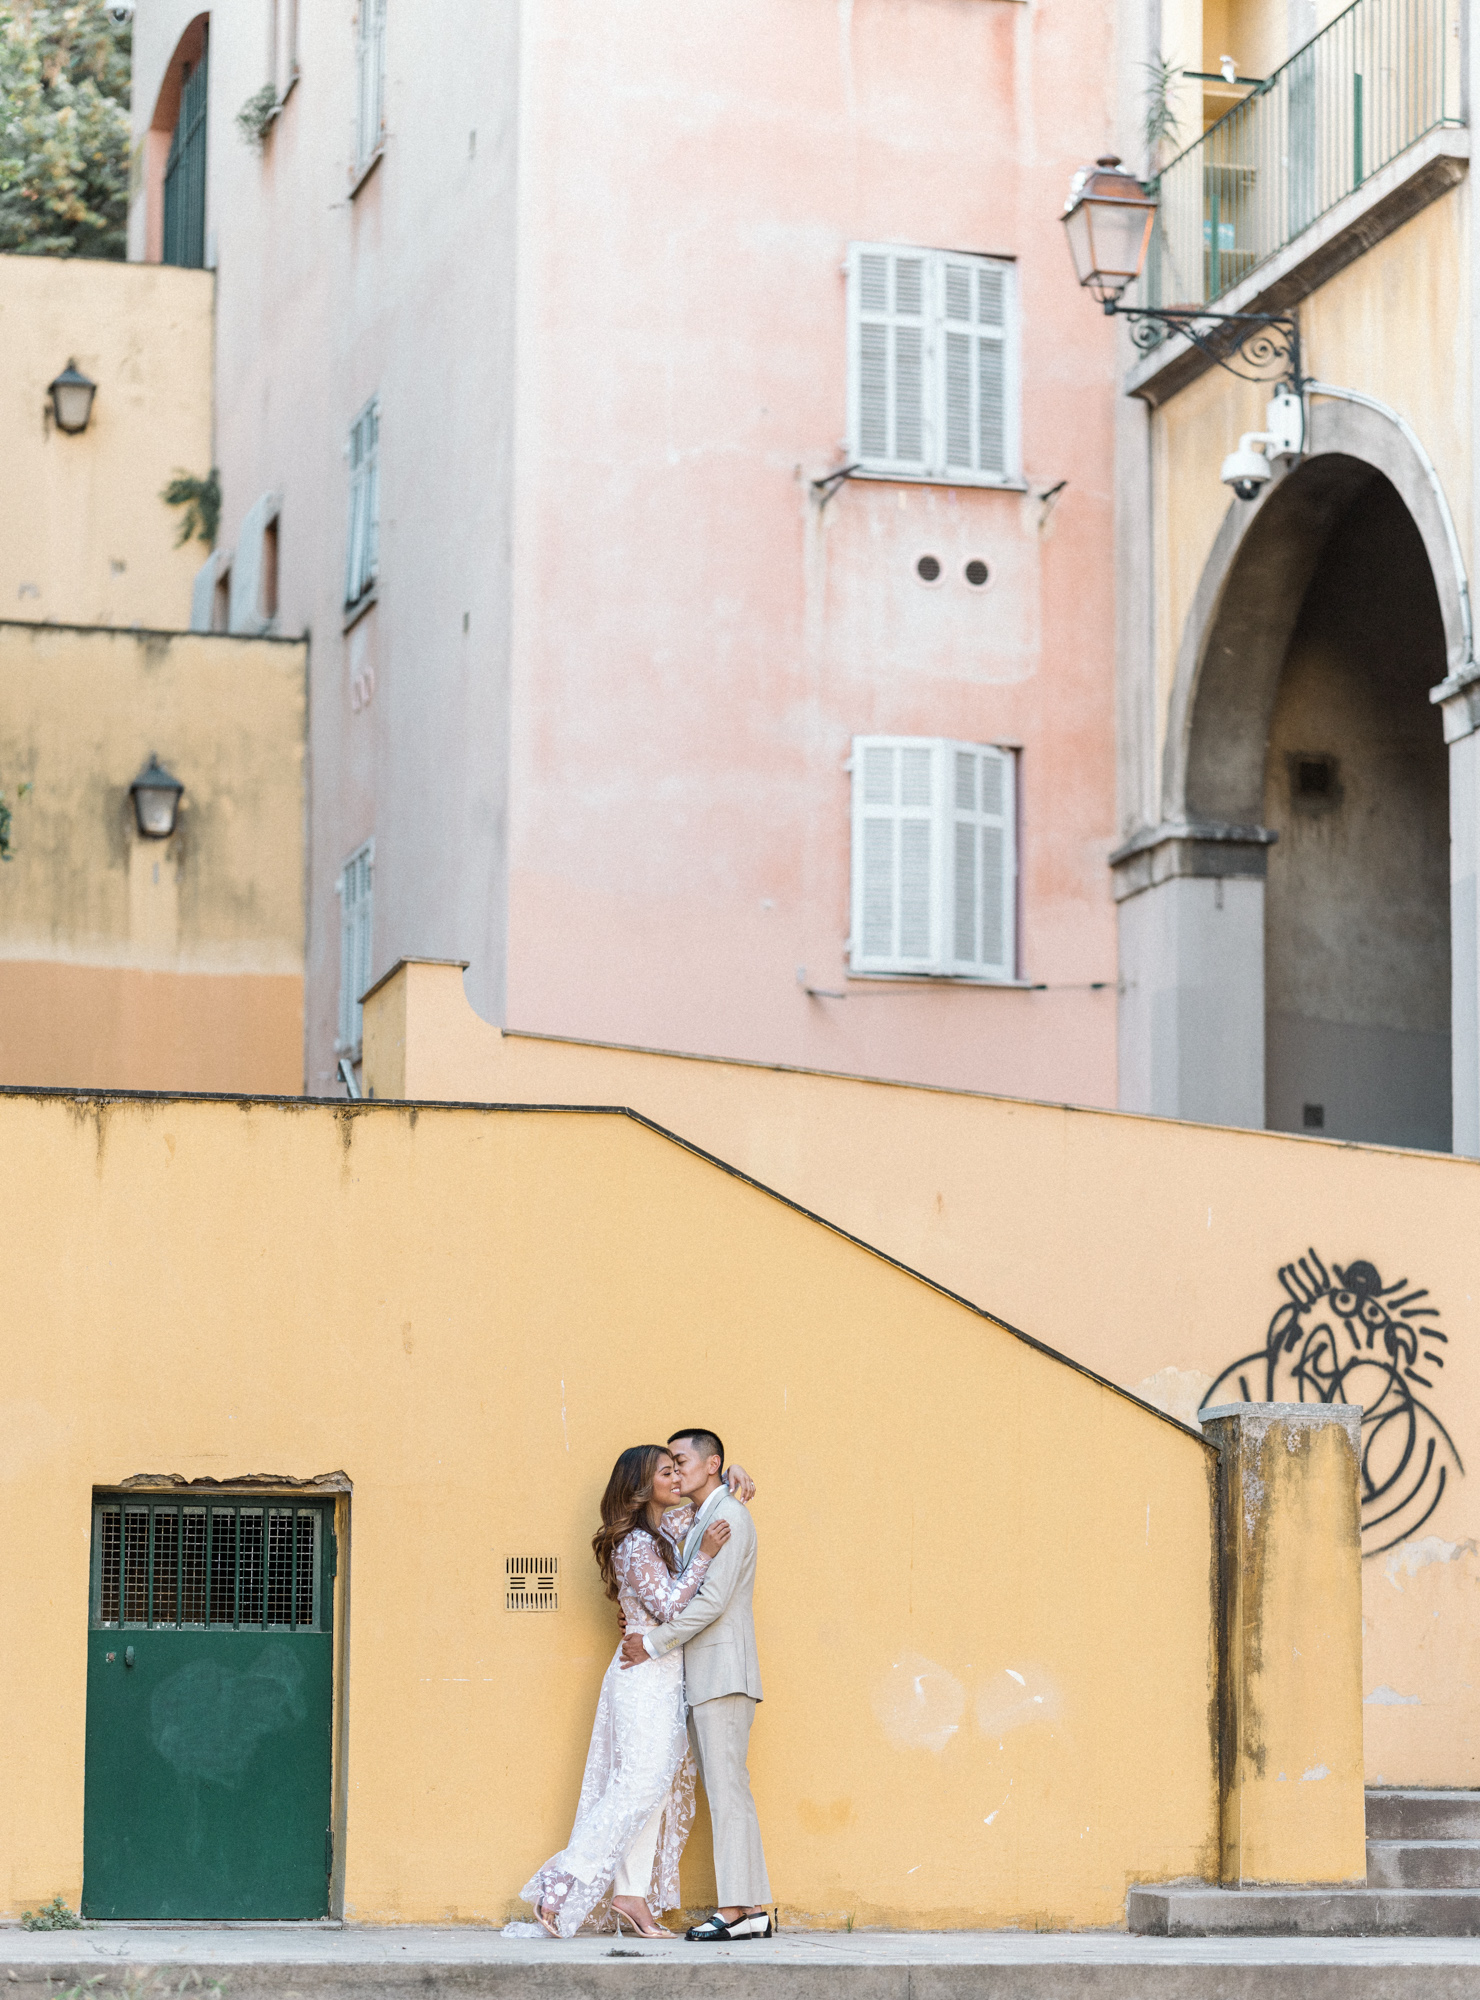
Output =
[{"x1": 1142, "y1": 0, "x2": 1463, "y2": 313}]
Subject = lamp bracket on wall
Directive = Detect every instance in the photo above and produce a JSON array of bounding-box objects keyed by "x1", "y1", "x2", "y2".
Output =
[{"x1": 1111, "y1": 305, "x2": 1303, "y2": 391}]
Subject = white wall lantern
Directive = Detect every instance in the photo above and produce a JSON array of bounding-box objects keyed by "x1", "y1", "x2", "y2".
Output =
[
  {"x1": 49, "y1": 361, "x2": 98, "y2": 435},
  {"x1": 129, "y1": 756, "x2": 184, "y2": 839}
]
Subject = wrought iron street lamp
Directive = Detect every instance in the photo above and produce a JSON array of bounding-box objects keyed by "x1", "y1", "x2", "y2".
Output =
[
  {"x1": 129, "y1": 756, "x2": 184, "y2": 839},
  {"x1": 48, "y1": 360, "x2": 97, "y2": 434},
  {"x1": 1062, "y1": 157, "x2": 1158, "y2": 309},
  {"x1": 1061, "y1": 156, "x2": 1301, "y2": 389}
]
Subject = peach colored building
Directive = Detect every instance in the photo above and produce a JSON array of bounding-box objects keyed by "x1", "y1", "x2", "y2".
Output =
[{"x1": 128, "y1": 0, "x2": 1123, "y2": 1101}]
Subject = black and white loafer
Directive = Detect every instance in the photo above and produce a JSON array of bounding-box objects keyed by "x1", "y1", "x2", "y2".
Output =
[{"x1": 684, "y1": 1911, "x2": 774, "y2": 1942}]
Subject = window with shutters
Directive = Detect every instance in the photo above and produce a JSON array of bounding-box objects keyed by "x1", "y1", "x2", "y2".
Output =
[
  {"x1": 355, "y1": 0, "x2": 387, "y2": 174},
  {"x1": 344, "y1": 398, "x2": 379, "y2": 611},
  {"x1": 162, "y1": 49, "x2": 209, "y2": 270},
  {"x1": 850, "y1": 738, "x2": 1017, "y2": 980},
  {"x1": 229, "y1": 492, "x2": 282, "y2": 635},
  {"x1": 337, "y1": 839, "x2": 374, "y2": 1054},
  {"x1": 847, "y1": 245, "x2": 1020, "y2": 487}
]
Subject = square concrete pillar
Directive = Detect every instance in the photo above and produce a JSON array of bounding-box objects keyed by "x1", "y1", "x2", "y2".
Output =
[
  {"x1": 1112, "y1": 826, "x2": 1272, "y2": 1127},
  {"x1": 1201, "y1": 1403, "x2": 1366, "y2": 1887}
]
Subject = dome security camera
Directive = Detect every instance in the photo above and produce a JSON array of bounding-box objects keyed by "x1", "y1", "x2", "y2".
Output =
[
  {"x1": 107, "y1": 1, "x2": 134, "y2": 19},
  {"x1": 1220, "y1": 441, "x2": 1273, "y2": 502},
  {"x1": 1219, "y1": 391, "x2": 1305, "y2": 503}
]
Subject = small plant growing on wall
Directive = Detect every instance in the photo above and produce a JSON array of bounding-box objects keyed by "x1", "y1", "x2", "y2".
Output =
[
  {"x1": 20, "y1": 1894, "x2": 83, "y2": 1929},
  {"x1": 235, "y1": 84, "x2": 280, "y2": 149},
  {"x1": 1141, "y1": 51, "x2": 1182, "y2": 173},
  {"x1": 0, "y1": 779, "x2": 32, "y2": 861},
  {"x1": 161, "y1": 468, "x2": 221, "y2": 548}
]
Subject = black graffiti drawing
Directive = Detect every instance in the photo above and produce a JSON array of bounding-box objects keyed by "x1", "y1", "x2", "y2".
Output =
[{"x1": 1201, "y1": 1249, "x2": 1462, "y2": 1557}]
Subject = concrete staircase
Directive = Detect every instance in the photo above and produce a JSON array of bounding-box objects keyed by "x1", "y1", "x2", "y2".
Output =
[{"x1": 1128, "y1": 1790, "x2": 1480, "y2": 1935}]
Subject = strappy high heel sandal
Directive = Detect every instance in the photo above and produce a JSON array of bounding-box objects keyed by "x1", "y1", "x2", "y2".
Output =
[
  {"x1": 613, "y1": 1903, "x2": 670, "y2": 1939},
  {"x1": 536, "y1": 1900, "x2": 562, "y2": 1939}
]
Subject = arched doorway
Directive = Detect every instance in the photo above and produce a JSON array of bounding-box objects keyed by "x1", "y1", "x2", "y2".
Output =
[
  {"x1": 1117, "y1": 394, "x2": 1470, "y2": 1149},
  {"x1": 1262, "y1": 470, "x2": 1450, "y2": 1148}
]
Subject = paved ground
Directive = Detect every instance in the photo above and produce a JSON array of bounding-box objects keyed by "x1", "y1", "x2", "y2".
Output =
[
  {"x1": 4, "y1": 1925, "x2": 1480, "y2": 1997},
  {"x1": 0, "y1": 1925, "x2": 1479, "y2": 1963}
]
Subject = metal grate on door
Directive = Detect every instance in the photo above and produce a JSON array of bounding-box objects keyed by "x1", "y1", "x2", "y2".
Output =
[
  {"x1": 92, "y1": 1498, "x2": 328, "y2": 1631},
  {"x1": 506, "y1": 1555, "x2": 558, "y2": 1611}
]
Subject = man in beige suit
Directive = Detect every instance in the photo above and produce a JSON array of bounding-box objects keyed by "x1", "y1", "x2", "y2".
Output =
[{"x1": 619, "y1": 1427, "x2": 771, "y2": 1941}]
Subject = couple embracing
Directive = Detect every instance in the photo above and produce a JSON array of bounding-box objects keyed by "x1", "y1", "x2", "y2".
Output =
[{"x1": 510, "y1": 1430, "x2": 772, "y2": 1941}]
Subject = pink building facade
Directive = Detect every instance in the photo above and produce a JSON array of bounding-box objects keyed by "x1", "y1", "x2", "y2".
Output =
[{"x1": 129, "y1": 0, "x2": 1122, "y2": 1102}]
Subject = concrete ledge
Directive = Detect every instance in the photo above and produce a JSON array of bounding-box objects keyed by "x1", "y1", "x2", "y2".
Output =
[
  {"x1": 1127, "y1": 1886, "x2": 1480, "y2": 1937},
  {"x1": 1368, "y1": 1842, "x2": 1480, "y2": 1890},
  {"x1": 1368, "y1": 1793, "x2": 1480, "y2": 1841},
  {"x1": 1109, "y1": 822, "x2": 1277, "y2": 902}
]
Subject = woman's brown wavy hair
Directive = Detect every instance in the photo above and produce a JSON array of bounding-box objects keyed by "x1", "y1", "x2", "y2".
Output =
[{"x1": 592, "y1": 1444, "x2": 679, "y2": 1602}]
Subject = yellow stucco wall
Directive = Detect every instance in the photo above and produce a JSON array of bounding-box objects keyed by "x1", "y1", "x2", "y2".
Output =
[
  {"x1": 0, "y1": 256, "x2": 214, "y2": 630},
  {"x1": 365, "y1": 960, "x2": 1480, "y2": 1789},
  {"x1": 0, "y1": 622, "x2": 306, "y2": 1092},
  {"x1": 1150, "y1": 184, "x2": 1471, "y2": 767},
  {"x1": 0, "y1": 1090, "x2": 1219, "y2": 1928}
]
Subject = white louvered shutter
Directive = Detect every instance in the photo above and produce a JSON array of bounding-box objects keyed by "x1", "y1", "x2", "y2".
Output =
[
  {"x1": 337, "y1": 840, "x2": 374, "y2": 1052},
  {"x1": 344, "y1": 400, "x2": 380, "y2": 607},
  {"x1": 942, "y1": 258, "x2": 1010, "y2": 480},
  {"x1": 852, "y1": 738, "x2": 1015, "y2": 979},
  {"x1": 947, "y1": 744, "x2": 1015, "y2": 979},
  {"x1": 356, "y1": 0, "x2": 386, "y2": 170},
  {"x1": 852, "y1": 739, "x2": 939, "y2": 973},
  {"x1": 852, "y1": 247, "x2": 928, "y2": 475}
]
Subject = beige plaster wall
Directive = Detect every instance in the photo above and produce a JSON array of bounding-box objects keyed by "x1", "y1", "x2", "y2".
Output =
[
  {"x1": 0, "y1": 1092, "x2": 1221, "y2": 1928},
  {"x1": 0, "y1": 256, "x2": 214, "y2": 631},
  {"x1": 0, "y1": 623, "x2": 307, "y2": 1092},
  {"x1": 365, "y1": 959, "x2": 1480, "y2": 1788}
]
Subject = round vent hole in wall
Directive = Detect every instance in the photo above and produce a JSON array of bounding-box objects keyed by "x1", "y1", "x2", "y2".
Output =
[
  {"x1": 964, "y1": 559, "x2": 991, "y2": 589},
  {"x1": 915, "y1": 554, "x2": 942, "y2": 585}
]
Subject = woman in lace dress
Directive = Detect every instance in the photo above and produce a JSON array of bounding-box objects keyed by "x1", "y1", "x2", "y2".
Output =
[{"x1": 514, "y1": 1444, "x2": 733, "y2": 1939}]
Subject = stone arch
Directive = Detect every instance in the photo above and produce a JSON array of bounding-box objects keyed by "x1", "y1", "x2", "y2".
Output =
[{"x1": 1163, "y1": 394, "x2": 1468, "y2": 831}]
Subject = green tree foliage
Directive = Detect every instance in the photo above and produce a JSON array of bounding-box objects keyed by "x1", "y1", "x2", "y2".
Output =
[{"x1": 0, "y1": 1, "x2": 132, "y2": 259}]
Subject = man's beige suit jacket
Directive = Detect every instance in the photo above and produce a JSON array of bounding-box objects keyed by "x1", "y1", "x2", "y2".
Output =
[{"x1": 646, "y1": 1491, "x2": 763, "y2": 1704}]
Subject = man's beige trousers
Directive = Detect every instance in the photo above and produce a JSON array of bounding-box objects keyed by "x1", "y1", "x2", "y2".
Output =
[{"x1": 688, "y1": 1693, "x2": 771, "y2": 1907}]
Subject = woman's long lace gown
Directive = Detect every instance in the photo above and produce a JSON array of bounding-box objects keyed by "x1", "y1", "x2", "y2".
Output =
[{"x1": 512, "y1": 1512, "x2": 709, "y2": 1935}]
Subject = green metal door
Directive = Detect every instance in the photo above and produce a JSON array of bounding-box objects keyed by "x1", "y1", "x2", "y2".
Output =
[{"x1": 83, "y1": 1495, "x2": 335, "y2": 1919}]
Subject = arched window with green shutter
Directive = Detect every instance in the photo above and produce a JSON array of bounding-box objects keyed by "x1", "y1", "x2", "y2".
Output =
[{"x1": 162, "y1": 44, "x2": 209, "y2": 269}]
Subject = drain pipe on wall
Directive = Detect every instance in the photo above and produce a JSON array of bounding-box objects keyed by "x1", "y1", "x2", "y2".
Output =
[{"x1": 1302, "y1": 381, "x2": 1476, "y2": 682}]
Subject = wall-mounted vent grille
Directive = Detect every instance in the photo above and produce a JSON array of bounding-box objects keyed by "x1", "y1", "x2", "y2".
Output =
[{"x1": 506, "y1": 1555, "x2": 559, "y2": 1612}]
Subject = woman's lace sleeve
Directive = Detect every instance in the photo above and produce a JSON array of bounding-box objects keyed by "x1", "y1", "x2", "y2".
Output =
[
  {"x1": 615, "y1": 1531, "x2": 711, "y2": 1621},
  {"x1": 660, "y1": 1503, "x2": 695, "y2": 1554}
]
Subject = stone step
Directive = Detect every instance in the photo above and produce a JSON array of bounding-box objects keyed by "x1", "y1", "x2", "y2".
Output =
[
  {"x1": 1127, "y1": 1885, "x2": 1480, "y2": 1937},
  {"x1": 1368, "y1": 1791, "x2": 1480, "y2": 1842},
  {"x1": 1368, "y1": 1840, "x2": 1480, "y2": 1889}
]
